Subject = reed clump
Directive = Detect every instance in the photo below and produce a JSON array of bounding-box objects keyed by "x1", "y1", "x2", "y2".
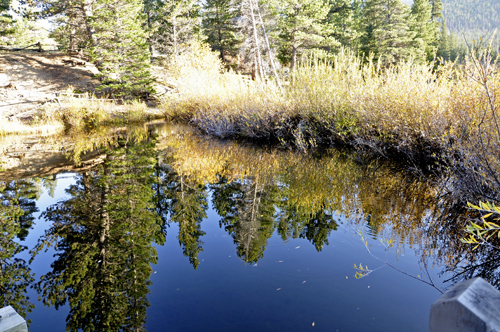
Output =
[
  {"x1": 41, "y1": 88, "x2": 160, "y2": 130},
  {"x1": 0, "y1": 115, "x2": 64, "y2": 137},
  {"x1": 161, "y1": 45, "x2": 500, "y2": 201}
]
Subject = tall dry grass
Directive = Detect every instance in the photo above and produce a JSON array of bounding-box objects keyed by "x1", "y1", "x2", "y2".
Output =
[
  {"x1": 161, "y1": 44, "x2": 500, "y2": 202},
  {"x1": 39, "y1": 88, "x2": 160, "y2": 130}
]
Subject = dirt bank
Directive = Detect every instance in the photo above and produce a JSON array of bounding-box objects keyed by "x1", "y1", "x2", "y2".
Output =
[{"x1": 0, "y1": 51, "x2": 99, "y2": 120}]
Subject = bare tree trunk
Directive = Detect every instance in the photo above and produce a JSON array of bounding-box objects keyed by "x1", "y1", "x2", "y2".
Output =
[
  {"x1": 254, "y1": 0, "x2": 281, "y2": 89},
  {"x1": 173, "y1": 17, "x2": 178, "y2": 58},
  {"x1": 80, "y1": 1, "x2": 96, "y2": 48},
  {"x1": 248, "y1": 0, "x2": 264, "y2": 78}
]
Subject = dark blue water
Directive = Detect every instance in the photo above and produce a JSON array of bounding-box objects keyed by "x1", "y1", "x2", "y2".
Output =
[
  {"x1": 1, "y1": 127, "x2": 482, "y2": 332},
  {"x1": 14, "y1": 175, "x2": 445, "y2": 332}
]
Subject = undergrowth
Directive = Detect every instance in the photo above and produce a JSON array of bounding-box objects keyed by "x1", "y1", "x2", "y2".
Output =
[
  {"x1": 161, "y1": 43, "x2": 500, "y2": 203},
  {"x1": 41, "y1": 89, "x2": 160, "y2": 130}
]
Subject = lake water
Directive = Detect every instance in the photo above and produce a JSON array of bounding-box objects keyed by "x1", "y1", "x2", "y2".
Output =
[{"x1": 1, "y1": 123, "x2": 496, "y2": 332}]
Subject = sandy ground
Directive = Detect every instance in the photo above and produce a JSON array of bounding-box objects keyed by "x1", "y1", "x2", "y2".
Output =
[{"x1": 0, "y1": 51, "x2": 100, "y2": 119}]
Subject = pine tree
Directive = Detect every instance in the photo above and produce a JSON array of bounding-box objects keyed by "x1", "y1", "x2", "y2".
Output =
[
  {"x1": 360, "y1": 0, "x2": 416, "y2": 64},
  {"x1": 429, "y1": 0, "x2": 443, "y2": 21},
  {"x1": 275, "y1": 0, "x2": 335, "y2": 70},
  {"x1": 147, "y1": 0, "x2": 201, "y2": 58},
  {"x1": 0, "y1": 181, "x2": 35, "y2": 321},
  {"x1": 19, "y1": 0, "x2": 95, "y2": 49},
  {"x1": 211, "y1": 176, "x2": 278, "y2": 264},
  {"x1": 33, "y1": 138, "x2": 162, "y2": 331},
  {"x1": 202, "y1": 0, "x2": 241, "y2": 62},
  {"x1": 410, "y1": 0, "x2": 439, "y2": 61},
  {"x1": 436, "y1": 19, "x2": 450, "y2": 60},
  {"x1": 90, "y1": 0, "x2": 154, "y2": 97},
  {"x1": 325, "y1": 0, "x2": 363, "y2": 51},
  {"x1": 0, "y1": 0, "x2": 14, "y2": 43},
  {"x1": 21, "y1": 0, "x2": 154, "y2": 96}
]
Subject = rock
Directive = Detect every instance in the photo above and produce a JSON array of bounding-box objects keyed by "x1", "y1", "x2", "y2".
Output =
[
  {"x1": 0, "y1": 306, "x2": 28, "y2": 332},
  {"x1": 2, "y1": 83, "x2": 16, "y2": 90},
  {"x1": 429, "y1": 277, "x2": 500, "y2": 332}
]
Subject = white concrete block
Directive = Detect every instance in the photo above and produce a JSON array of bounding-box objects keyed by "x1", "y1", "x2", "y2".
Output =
[
  {"x1": 430, "y1": 277, "x2": 500, "y2": 332},
  {"x1": 0, "y1": 306, "x2": 28, "y2": 332}
]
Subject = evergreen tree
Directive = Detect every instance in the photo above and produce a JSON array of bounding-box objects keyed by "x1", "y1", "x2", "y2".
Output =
[
  {"x1": 436, "y1": 18, "x2": 450, "y2": 60},
  {"x1": 163, "y1": 171, "x2": 207, "y2": 270},
  {"x1": 21, "y1": 0, "x2": 154, "y2": 96},
  {"x1": 360, "y1": 0, "x2": 416, "y2": 64},
  {"x1": 0, "y1": 0, "x2": 14, "y2": 43},
  {"x1": 0, "y1": 181, "x2": 35, "y2": 322},
  {"x1": 325, "y1": 0, "x2": 363, "y2": 51},
  {"x1": 153, "y1": 154, "x2": 207, "y2": 270},
  {"x1": 202, "y1": 0, "x2": 241, "y2": 62},
  {"x1": 90, "y1": 0, "x2": 154, "y2": 96},
  {"x1": 146, "y1": 0, "x2": 201, "y2": 58},
  {"x1": 276, "y1": 203, "x2": 338, "y2": 251},
  {"x1": 410, "y1": 0, "x2": 439, "y2": 61},
  {"x1": 211, "y1": 176, "x2": 278, "y2": 264},
  {"x1": 276, "y1": 0, "x2": 336, "y2": 70},
  {"x1": 436, "y1": 19, "x2": 466, "y2": 62},
  {"x1": 429, "y1": 0, "x2": 443, "y2": 21},
  {"x1": 18, "y1": 0, "x2": 95, "y2": 49}
]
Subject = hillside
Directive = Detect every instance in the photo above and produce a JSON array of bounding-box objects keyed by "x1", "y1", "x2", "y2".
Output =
[
  {"x1": 442, "y1": 0, "x2": 499, "y2": 45},
  {"x1": 402, "y1": 0, "x2": 499, "y2": 45},
  {"x1": 0, "y1": 52, "x2": 99, "y2": 119},
  {"x1": 442, "y1": 0, "x2": 499, "y2": 33}
]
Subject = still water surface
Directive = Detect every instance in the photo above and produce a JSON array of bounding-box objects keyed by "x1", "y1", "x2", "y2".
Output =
[{"x1": 1, "y1": 123, "x2": 494, "y2": 331}]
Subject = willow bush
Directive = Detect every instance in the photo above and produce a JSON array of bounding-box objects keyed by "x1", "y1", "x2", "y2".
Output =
[{"x1": 161, "y1": 45, "x2": 500, "y2": 202}]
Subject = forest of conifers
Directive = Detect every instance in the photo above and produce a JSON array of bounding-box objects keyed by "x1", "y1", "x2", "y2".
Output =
[
  {"x1": 442, "y1": 0, "x2": 499, "y2": 42},
  {"x1": 1, "y1": 0, "x2": 499, "y2": 94}
]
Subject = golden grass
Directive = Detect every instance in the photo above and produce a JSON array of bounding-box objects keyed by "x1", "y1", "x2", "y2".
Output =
[
  {"x1": 160, "y1": 45, "x2": 500, "y2": 201},
  {"x1": 0, "y1": 115, "x2": 64, "y2": 137},
  {"x1": 38, "y1": 88, "x2": 162, "y2": 131}
]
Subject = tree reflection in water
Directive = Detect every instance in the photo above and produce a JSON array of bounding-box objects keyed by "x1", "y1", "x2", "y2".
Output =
[
  {"x1": 154, "y1": 158, "x2": 207, "y2": 270},
  {"x1": 0, "y1": 178, "x2": 39, "y2": 323},
  {"x1": 157, "y1": 127, "x2": 500, "y2": 288},
  {"x1": 31, "y1": 137, "x2": 162, "y2": 332},
  {"x1": 211, "y1": 175, "x2": 278, "y2": 263},
  {"x1": 3, "y1": 123, "x2": 500, "y2": 331}
]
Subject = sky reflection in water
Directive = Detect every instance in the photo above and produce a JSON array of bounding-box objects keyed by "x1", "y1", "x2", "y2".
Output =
[{"x1": 1, "y1": 123, "x2": 496, "y2": 332}]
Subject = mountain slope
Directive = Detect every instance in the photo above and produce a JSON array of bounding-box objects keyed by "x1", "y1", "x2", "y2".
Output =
[{"x1": 442, "y1": 0, "x2": 499, "y2": 44}]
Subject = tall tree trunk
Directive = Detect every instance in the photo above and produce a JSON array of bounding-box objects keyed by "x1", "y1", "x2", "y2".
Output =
[
  {"x1": 249, "y1": 0, "x2": 264, "y2": 78},
  {"x1": 291, "y1": 43, "x2": 297, "y2": 72},
  {"x1": 80, "y1": 1, "x2": 96, "y2": 48},
  {"x1": 254, "y1": 1, "x2": 281, "y2": 89}
]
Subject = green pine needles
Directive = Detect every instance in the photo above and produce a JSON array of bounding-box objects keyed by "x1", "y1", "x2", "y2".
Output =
[{"x1": 90, "y1": 0, "x2": 154, "y2": 97}]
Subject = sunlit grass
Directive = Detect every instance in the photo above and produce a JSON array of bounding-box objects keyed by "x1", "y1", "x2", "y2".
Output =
[
  {"x1": 0, "y1": 115, "x2": 64, "y2": 137},
  {"x1": 160, "y1": 45, "x2": 500, "y2": 201},
  {"x1": 40, "y1": 88, "x2": 161, "y2": 130}
]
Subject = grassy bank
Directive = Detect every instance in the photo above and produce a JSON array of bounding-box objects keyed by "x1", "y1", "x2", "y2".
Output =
[
  {"x1": 161, "y1": 44, "x2": 500, "y2": 203},
  {"x1": 0, "y1": 91, "x2": 163, "y2": 137}
]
